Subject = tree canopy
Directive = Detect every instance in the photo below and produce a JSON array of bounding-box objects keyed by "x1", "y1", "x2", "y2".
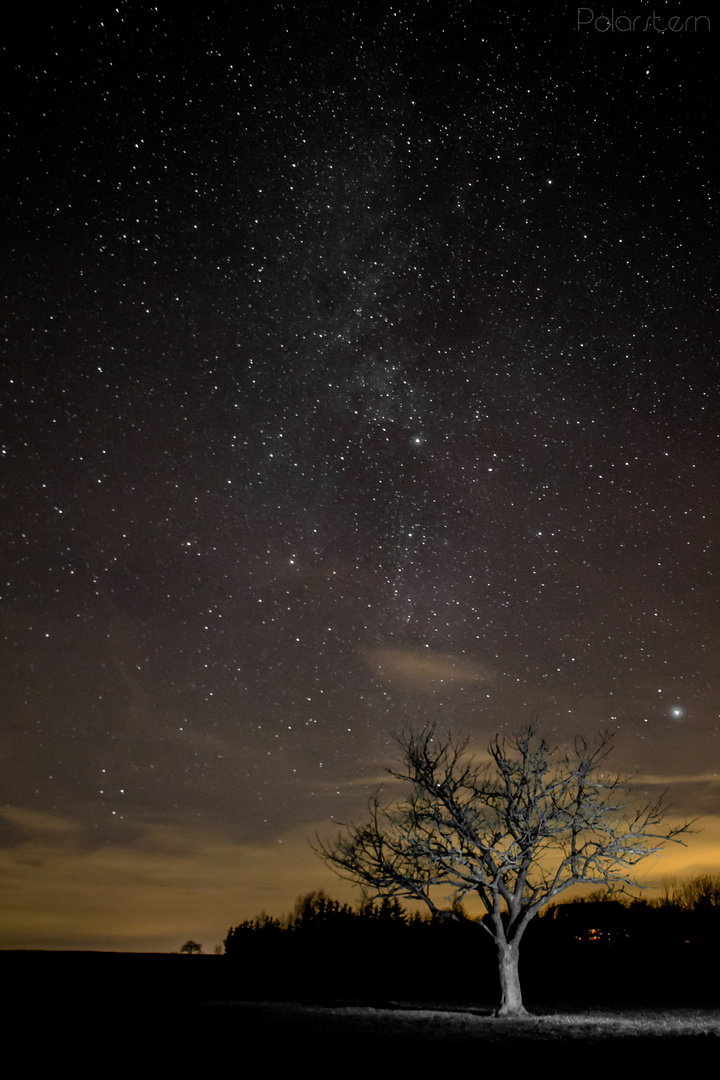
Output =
[{"x1": 316, "y1": 724, "x2": 693, "y2": 1015}]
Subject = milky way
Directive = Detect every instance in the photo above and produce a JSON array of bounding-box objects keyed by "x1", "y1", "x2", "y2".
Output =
[{"x1": 1, "y1": 4, "x2": 717, "y2": 950}]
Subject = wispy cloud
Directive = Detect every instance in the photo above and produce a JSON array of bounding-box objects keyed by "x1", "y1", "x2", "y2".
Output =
[{"x1": 362, "y1": 647, "x2": 494, "y2": 691}]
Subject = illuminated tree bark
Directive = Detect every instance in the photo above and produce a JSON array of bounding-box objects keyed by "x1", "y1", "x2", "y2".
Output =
[{"x1": 497, "y1": 940, "x2": 524, "y2": 1017}]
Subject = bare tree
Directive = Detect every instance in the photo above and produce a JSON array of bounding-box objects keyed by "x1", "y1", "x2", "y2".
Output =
[
  {"x1": 316, "y1": 725, "x2": 693, "y2": 1016},
  {"x1": 179, "y1": 940, "x2": 202, "y2": 954}
]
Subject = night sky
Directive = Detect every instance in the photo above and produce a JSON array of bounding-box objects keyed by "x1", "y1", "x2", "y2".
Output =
[{"x1": 2, "y1": 3, "x2": 718, "y2": 952}]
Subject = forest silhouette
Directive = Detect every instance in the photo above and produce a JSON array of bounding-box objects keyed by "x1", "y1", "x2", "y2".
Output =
[{"x1": 221, "y1": 879, "x2": 720, "y2": 1008}]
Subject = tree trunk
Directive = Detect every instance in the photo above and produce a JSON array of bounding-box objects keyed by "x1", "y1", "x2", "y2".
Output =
[{"x1": 496, "y1": 940, "x2": 527, "y2": 1017}]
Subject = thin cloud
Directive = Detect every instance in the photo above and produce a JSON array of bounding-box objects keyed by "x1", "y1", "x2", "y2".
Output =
[
  {"x1": 0, "y1": 807, "x2": 80, "y2": 836},
  {"x1": 362, "y1": 648, "x2": 494, "y2": 691},
  {"x1": 631, "y1": 772, "x2": 720, "y2": 786}
]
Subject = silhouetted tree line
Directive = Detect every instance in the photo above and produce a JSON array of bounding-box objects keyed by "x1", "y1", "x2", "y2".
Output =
[
  {"x1": 226, "y1": 876, "x2": 720, "y2": 953},
  {"x1": 224, "y1": 890, "x2": 489, "y2": 1000},
  {"x1": 543, "y1": 882, "x2": 720, "y2": 949},
  {"x1": 224, "y1": 890, "x2": 469, "y2": 968},
  {"x1": 223, "y1": 877, "x2": 719, "y2": 1006},
  {"x1": 225, "y1": 890, "x2": 415, "y2": 950}
]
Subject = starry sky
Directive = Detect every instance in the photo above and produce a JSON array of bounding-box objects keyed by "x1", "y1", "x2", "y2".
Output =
[{"x1": 2, "y1": 2, "x2": 718, "y2": 952}]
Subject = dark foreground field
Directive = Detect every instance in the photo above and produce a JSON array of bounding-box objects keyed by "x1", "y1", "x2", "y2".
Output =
[{"x1": 5, "y1": 951, "x2": 717, "y2": 1061}]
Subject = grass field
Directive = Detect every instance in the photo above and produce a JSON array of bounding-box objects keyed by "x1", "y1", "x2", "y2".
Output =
[{"x1": 177, "y1": 1000, "x2": 720, "y2": 1046}]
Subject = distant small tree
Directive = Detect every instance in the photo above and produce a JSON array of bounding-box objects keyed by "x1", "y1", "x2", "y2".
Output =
[
  {"x1": 180, "y1": 940, "x2": 202, "y2": 954},
  {"x1": 316, "y1": 724, "x2": 693, "y2": 1016}
]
